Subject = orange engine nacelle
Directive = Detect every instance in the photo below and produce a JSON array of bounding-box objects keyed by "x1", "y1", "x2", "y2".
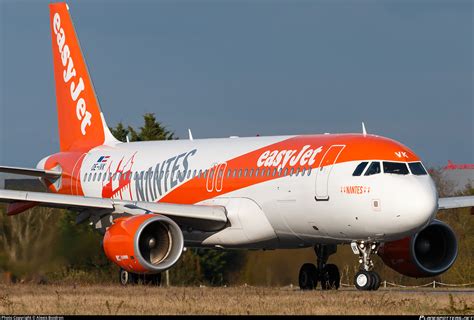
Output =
[
  {"x1": 378, "y1": 220, "x2": 458, "y2": 278},
  {"x1": 103, "y1": 214, "x2": 184, "y2": 274}
]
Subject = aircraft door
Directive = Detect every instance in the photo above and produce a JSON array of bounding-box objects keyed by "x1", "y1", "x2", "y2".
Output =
[{"x1": 315, "y1": 145, "x2": 345, "y2": 201}]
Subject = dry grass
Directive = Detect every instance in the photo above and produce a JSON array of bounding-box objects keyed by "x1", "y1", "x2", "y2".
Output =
[{"x1": 0, "y1": 284, "x2": 472, "y2": 315}]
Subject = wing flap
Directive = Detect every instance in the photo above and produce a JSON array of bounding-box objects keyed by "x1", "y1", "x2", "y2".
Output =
[
  {"x1": 0, "y1": 189, "x2": 112, "y2": 210},
  {"x1": 0, "y1": 189, "x2": 227, "y2": 231},
  {"x1": 438, "y1": 196, "x2": 474, "y2": 210},
  {"x1": 113, "y1": 201, "x2": 228, "y2": 231},
  {"x1": 0, "y1": 166, "x2": 61, "y2": 178}
]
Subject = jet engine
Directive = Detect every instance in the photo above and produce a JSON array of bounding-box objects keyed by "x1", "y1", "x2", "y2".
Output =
[
  {"x1": 378, "y1": 220, "x2": 457, "y2": 278},
  {"x1": 103, "y1": 214, "x2": 184, "y2": 274}
]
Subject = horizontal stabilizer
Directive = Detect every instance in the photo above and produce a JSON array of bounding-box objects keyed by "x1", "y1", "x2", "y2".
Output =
[
  {"x1": 438, "y1": 196, "x2": 474, "y2": 210},
  {"x1": 0, "y1": 166, "x2": 61, "y2": 178}
]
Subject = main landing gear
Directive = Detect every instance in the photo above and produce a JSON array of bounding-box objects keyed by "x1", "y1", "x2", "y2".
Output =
[
  {"x1": 351, "y1": 241, "x2": 381, "y2": 291},
  {"x1": 299, "y1": 244, "x2": 340, "y2": 290},
  {"x1": 119, "y1": 268, "x2": 162, "y2": 286}
]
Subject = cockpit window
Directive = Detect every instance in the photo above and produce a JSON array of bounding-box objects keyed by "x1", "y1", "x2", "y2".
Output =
[
  {"x1": 352, "y1": 162, "x2": 368, "y2": 176},
  {"x1": 364, "y1": 162, "x2": 381, "y2": 176},
  {"x1": 409, "y1": 162, "x2": 428, "y2": 175},
  {"x1": 383, "y1": 162, "x2": 409, "y2": 175}
]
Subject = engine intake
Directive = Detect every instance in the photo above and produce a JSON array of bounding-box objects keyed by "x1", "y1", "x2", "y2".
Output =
[
  {"x1": 103, "y1": 214, "x2": 184, "y2": 274},
  {"x1": 378, "y1": 220, "x2": 457, "y2": 278}
]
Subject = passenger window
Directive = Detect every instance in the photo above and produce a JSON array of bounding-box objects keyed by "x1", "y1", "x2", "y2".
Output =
[
  {"x1": 244, "y1": 169, "x2": 248, "y2": 177},
  {"x1": 301, "y1": 168, "x2": 306, "y2": 176},
  {"x1": 193, "y1": 169, "x2": 197, "y2": 178},
  {"x1": 383, "y1": 162, "x2": 409, "y2": 175},
  {"x1": 284, "y1": 168, "x2": 288, "y2": 176},
  {"x1": 272, "y1": 168, "x2": 277, "y2": 176},
  {"x1": 227, "y1": 169, "x2": 231, "y2": 178},
  {"x1": 250, "y1": 169, "x2": 254, "y2": 177},
  {"x1": 203, "y1": 170, "x2": 207, "y2": 179},
  {"x1": 238, "y1": 169, "x2": 242, "y2": 177},
  {"x1": 295, "y1": 168, "x2": 300, "y2": 176},
  {"x1": 290, "y1": 168, "x2": 294, "y2": 176},
  {"x1": 98, "y1": 172, "x2": 102, "y2": 181},
  {"x1": 267, "y1": 169, "x2": 271, "y2": 176},
  {"x1": 255, "y1": 169, "x2": 259, "y2": 177},
  {"x1": 409, "y1": 162, "x2": 428, "y2": 175},
  {"x1": 365, "y1": 162, "x2": 381, "y2": 176},
  {"x1": 308, "y1": 168, "x2": 312, "y2": 176},
  {"x1": 352, "y1": 162, "x2": 369, "y2": 176},
  {"x1": 278, "y1": 168, "x2": 282, "y2": 176}
]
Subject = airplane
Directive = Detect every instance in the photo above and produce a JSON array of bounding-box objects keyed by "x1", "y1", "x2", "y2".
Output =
[{"x1": 0, "y1": 2, "x2": 473, "y2": 290}]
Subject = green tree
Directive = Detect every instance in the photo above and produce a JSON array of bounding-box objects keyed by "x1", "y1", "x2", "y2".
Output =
[
  {"x1": 110, "y1": 113, "x2": 174, "y2": 142},
  {"x1": 109, "y1": 122, "x2": 129, "y2": 142},
  {"x1": 195, "y1": 249, "x2": 245, "y2": 285}
]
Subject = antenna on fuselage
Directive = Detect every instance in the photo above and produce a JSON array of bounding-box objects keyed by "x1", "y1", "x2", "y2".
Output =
[
  {"x1": 188, "y1": 129, "x2": 194, "y2": 141},
  {"x1": 362, "y1": 122, "x2": 367, "y2": 137}
]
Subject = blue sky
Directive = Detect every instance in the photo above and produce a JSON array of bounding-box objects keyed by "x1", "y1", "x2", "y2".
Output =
[{"x1": 0, "y1": 0, "x2": 472, "y2": 168}]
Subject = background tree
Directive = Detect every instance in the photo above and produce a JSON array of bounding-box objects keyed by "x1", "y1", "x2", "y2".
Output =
[{"x1": 110, "y1": 113, "x2": 174, "y2": 142}]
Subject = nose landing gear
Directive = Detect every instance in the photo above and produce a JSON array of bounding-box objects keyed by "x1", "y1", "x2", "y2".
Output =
[
  {"x1": 298, "y1": 244, "x2": 340, "y2": 290},
  {"x1": 351, "y1": 241, "x2": 381, "y2": 291}
]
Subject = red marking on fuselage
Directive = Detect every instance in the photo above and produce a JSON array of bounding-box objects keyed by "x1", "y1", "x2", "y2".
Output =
[{"x1": 102, "y1": 153, "x2": 136, "y2": 200}]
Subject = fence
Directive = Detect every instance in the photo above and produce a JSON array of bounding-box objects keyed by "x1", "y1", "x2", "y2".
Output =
[{"x1": 340, "y1": 281, "x2": 474, "y2": 289}]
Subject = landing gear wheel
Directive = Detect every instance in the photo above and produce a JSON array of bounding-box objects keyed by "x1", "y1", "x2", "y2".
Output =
[
  {"x1": 320, "y1": 264, "x2": 340, "y2": 290},
  {"x1": 299, "y1": 263, "x2": 318, "y2": 290},
  {"x1": 119, "y1": 268, "x2": 136, "y2": 286},
  {"x1": 369, "y1": 271, "x2": 381, "y2": 291},
  {"x1": 354, "y1": 270, "x2": 373, "y2": 291}
]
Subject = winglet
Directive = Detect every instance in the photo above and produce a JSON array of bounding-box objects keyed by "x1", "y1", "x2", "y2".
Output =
[
  {"x1": 362, "y1": 122, "x2": 367, "y2": 137},
  {"x1": 188, "y1": 129, "x2": 194, "y2": 141}
]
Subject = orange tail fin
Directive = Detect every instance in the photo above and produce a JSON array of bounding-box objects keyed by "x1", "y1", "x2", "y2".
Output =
[{"x1": 49, "y1": 3, "x2": 117, "y2": 151}]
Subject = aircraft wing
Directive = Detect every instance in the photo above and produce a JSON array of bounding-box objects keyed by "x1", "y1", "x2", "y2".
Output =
[
  {"x1": 438, "y1": 196, "x2": 474, "y2": 210},
  {"x1": 0, "y1": 166, "x2": 61, "y2": 178},
  {"x1": 0, "y1": 189, "x2": 227, "y2": 231}
]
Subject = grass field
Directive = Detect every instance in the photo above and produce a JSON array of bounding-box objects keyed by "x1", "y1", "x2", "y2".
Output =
[{"x1": 0, "y1": 284, "x2": 472, "y2": 315}]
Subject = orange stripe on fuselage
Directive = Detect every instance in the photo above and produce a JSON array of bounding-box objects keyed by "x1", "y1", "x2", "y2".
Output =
[
  {"x1": 42, "y1": 134, "x2": 419, "y2": 202},
  {"x1": 160, "y1": 134, "x2": 419, "y2": 204}
]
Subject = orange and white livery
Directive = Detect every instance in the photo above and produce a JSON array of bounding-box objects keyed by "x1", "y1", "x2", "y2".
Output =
[{"x1": 1, "y1": 3, "x2": 473, "y2": 290}]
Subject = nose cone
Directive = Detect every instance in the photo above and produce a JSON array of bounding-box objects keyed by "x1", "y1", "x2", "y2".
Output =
[{"x1": 391, "y1": 176, "x2": 438, "y2": 235}]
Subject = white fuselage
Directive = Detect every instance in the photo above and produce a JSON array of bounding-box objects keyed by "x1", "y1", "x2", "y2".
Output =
[{"x1": 46, "y1": 134, "x2": 438, "y2": 249}]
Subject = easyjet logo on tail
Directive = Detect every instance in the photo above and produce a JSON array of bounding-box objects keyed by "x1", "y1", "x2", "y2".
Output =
[{"x1": 52, "y1": 13, "x2": 91, "y2": 135}]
